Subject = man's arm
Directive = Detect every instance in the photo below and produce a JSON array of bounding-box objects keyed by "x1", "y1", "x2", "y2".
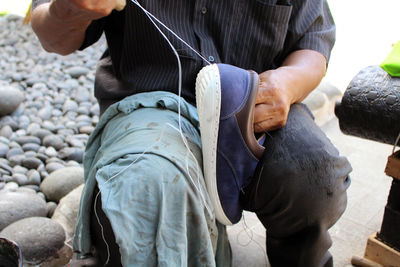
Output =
[
  {"x1": 254, "y1": 49, "x2": 326, "y2": 132},
  {"x1": 254, "y1": 0, "x2": 334, "y2": 132},
  {"x1": 31, "y1": 0, "x2": 120, "y2": 55}
]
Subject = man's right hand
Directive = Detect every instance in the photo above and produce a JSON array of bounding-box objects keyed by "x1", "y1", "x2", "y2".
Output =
[{"x1": 31, "y1": 0, "x2": 124, "y2": 55}]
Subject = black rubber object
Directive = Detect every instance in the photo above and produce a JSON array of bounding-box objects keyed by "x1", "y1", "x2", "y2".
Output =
[
  {"x1": 335, "y1": 65, "x2": 400, "y2": 145},
  {"x1": 377, "y1": 179, "x2": 400, "y2": 250}
]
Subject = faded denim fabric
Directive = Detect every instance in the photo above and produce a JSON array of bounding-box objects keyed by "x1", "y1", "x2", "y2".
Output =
[{"x1": 73, "y1": 91, "x2": 231, "y2": 266}]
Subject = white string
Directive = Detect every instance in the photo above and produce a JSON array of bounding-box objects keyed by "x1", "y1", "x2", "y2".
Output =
[
  {"x1": 130, "y1": 0, "x2": 212, "y2": 65},
  {"x1": 236, "y1": 215, "x2": 269, "y2": 266},
  {"x1": 94, "y1": 125, "x2": 167, "y2": 265},
  {"x1": 131, "y1": 0, "x2": 212, "y2": 218},
  {"x1": 93, "y1": 1, "x2": 214, "y2": 263}
]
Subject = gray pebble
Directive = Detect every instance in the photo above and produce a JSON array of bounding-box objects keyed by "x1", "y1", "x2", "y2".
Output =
[
  {"x1": 0, "y1": 116, "x2": 18, "y2": 130},
  {"x1": 3, "y1": 181, "x2": 19, "y2": 191},
  {"x1": 36, "y1": 152, "x2": 49, "y2": 162},
  {"x1": 0, "y1": 168, "x2": 9, "y2": 176},
  {"x1": 6, "y1": 147, "x2": 24, "y2": 159},
  {"x1": 42, "y1": 120, "x2": 56, "y2": 132},
  {"x1": 2, "y1": 175, "x2": 13, "y2": 183},
  {"x1": 37, "y1": 191, "x2": 46, "y2": 201},
  {"x1": 22, "y1": 143, "x2": 40, "y2": 152},
  {"x1": 40, "y1": 166, "x2": 84, "y2": 202},
  {"x1": 65, "y1": 136, "x2": 84, "y2": 147},
  {"x1": 38, "y1": 106, "x2": 53, "y2": 120},
  {"x1": 0, "y1": 142, "x2": 9, "y2": 157},
  {"x1": 12, "y1": 165, "x2": 28, "y2": 174},
  {"x1": 45, "y1": 162, "x2": 65, "y2": 173},
  {"x1": 45, "y1": 157, "x2": 65, "y2": 164},
  {"x1": 15, "y1": 129, "x2": 27, "y2": 137},
  {"x1": 65, "y1": 160, "x2": 80, "y2": 167},
  {"x1": 47, "y1": 201, "x2": 58, "y2": 217},
  {"x1": 44, "y1": 146, "x2": 58, "y2": 157},
  {"x1": 8, "y1": 141, "x2": 21, "y2": 149},
  {"x1": 66, "y1": 66, "x2": 90, "y2": 78},
  {"x1": 16, "y1": 186, "x2": 37, "y2": 195},
  {"x1": 0, "y1": 136, "x2": 10, "y2": 145},
  {"x1": 31, "y1": 128, "x2": 52, "y2": 140},
  {"x1": 0, "y1": 86, "x2": 24, "y2": 116},
  {"x1": 90, "y1": 104, "x2": 100, "y2": 116},
  {"x1": 0, "y1": 125, "x2": 13, "y2": 138},
  {"x1": 24, "y1": 152, "x2": 36, "y2": 159},
  {"x1": 57, "y1": 128, "x2": 75, "y2": 136},
  {"x1": 18, "y1": 115, "x2": 30, "y2": 129},
  {"x1": 43, "y1": 134, "x2": 65, "y2": 150},
  {"x1": 58, "y1": 147, "x2": 84, "y2": 163},
  {"x1": 0, "y1": 162, "x2": 13, "y2": 174},
  {"x1": 77, "y1": 106, "x2": 90, "y2": 115},
  {"x1": 9, "y1": 154, "x2": 25, "y2": 167},
  {"x1": 0, "y1": 217, "x2": 65, "y2": 264},
  {"x1": 27, "y1": 169, "x2": 41, "y2": 185},
  {"x1": 12, "y1": 173, "x2": 28, "y2": 186},
  {"x1": 52, "y1": 109, "x2": 63, "y2": 117},
  {"x1": 21, "y1": 184, "x2": 40, "y2": 192},
  {"x1": 62, "y1": 99, "x2": 78, "y2": 113},
  {"x1": 74, "y1": 87, "x2": 91, "y2": 102},
  {"x1": 22, "y1": 157, "x2": 43, "y2": 169},
  {"x1": 26, "y1": 122, "x2": 41, "y2": 135},
  {"x1": 15, "y1": 135, "x2": 41, "y2": 146}
]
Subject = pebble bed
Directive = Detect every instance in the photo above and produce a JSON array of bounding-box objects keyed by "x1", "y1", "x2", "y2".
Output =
[{"x1": 0, "y1": 14, "x2": 105, "y2": 265}]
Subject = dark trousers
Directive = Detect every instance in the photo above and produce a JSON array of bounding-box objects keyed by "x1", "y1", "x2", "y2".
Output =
[{"x1": 242, "y1": 104, "x2": 352, "y2": 267}]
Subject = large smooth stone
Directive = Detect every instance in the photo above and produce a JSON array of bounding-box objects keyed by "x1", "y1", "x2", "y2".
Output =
[
  {"x1": 40, "y1": 167, "x2": 84, "y2": 202},
  {"x1": 52, "y1": 184, "x2": 84, "y2": 239},
  {"x1": 0, "y1": 86, "x2": 24, "y2": 116},
  {"x1": 0, "y1": 191, "x2": 47, "y2": 231},
  {"x1": 0, "y1": 217, "x2": 66, "y2": 265}
]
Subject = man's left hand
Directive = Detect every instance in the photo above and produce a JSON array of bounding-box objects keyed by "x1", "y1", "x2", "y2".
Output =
[
  {"x1": 254, "y1": 69, "x2": 293, "y2": 132},
  {"x1": 252, "y1": 49, "x2": 328, "y2": 133}
]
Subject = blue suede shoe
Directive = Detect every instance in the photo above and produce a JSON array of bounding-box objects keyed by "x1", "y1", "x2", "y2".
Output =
[{"x1": 196, "y1": 63, "x2": 264, "y2": 225}]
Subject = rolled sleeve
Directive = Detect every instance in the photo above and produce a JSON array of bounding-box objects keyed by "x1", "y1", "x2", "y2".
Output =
[
  {"x1": 282, "y1": 0, "x2": 336, "y2": 64},
  {"x1": 79, "y1": 18, "x2": 106, "y2": 50}
]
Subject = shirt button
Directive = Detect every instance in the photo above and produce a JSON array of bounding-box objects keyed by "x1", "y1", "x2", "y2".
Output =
[
  {"x1": 201, "y1": 7, "x2": 207, "y2": 14},
  {"x1": 208, "y1": 56, "x2": 215, "y2": 62}
]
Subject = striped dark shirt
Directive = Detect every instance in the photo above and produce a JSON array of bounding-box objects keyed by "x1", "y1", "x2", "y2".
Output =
[{"x1": 78, "y1": 0, "x2": 335, "y2": 114}]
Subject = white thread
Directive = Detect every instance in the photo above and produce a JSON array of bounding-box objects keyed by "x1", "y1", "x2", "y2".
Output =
[
  {"x1": 236, "y1": 215, "x2": 269, "y2": 265},
  {"x1": 130, "y1": 0, "x2": 212, "y2": 65},
  {"x1": 94, "y1": 125, "x2": 167, "y2": 265},
  {"x1": 131, "y1": 0, "x2": 212, "y2": 218},
  {"x1": 93, "y1": 1, "x2": 214, "y2": 262}
]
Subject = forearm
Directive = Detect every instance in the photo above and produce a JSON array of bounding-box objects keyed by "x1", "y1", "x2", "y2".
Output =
[
  {"x1": 254, "y1": 49, "x2": 327, "y2": 132},
  {"x1": 31, "y1": 3, "x2": 91, "y2": 55},
  {"x1": 269, "y1": 49, "x2": 327, "y2": 104}
]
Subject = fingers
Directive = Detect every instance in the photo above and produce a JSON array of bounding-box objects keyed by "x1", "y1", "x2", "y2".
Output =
[
  {"x1": 253, "y1": 103, "x2": 288, "y2": 132},
  {"x1": 254, "y1": 70, "x2": 291, "y2": 132}
]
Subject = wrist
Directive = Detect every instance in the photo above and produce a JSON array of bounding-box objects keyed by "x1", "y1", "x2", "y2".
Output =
[{"x1": 264, "y1": 67, "x2": 297, "y2": 105}]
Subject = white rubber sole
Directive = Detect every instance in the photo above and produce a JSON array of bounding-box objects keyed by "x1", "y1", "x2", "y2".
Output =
[{"x1": 195, "y1": 64, "x2": 232, "y2": 226}]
